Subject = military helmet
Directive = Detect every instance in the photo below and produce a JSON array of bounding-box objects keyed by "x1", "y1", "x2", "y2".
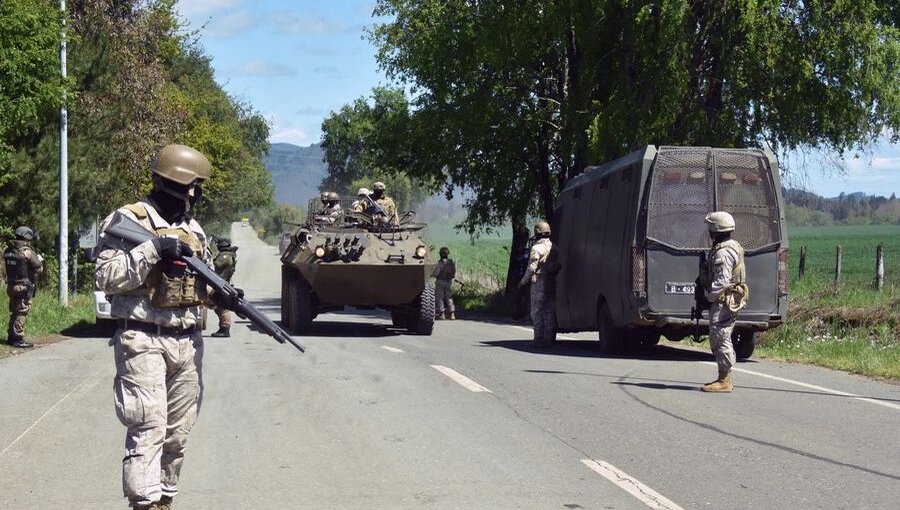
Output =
[
  {"x1": 151, "y1": 144, "x2": 212, "y2": 185},
  {"x1": 14, "y1": 226, "x2": 34, "y2": 241},
  {"x1": 216, "y1": 238, "x2": 231, "y2": 249},
  {"x1": 327, "y1": 191, "x2": 340, "y2": 201},
  {"x1": 373, "y1": 181, "x2": 386, "y2": 191},
  {"x1": 534, "y1": 220, "x2": 551, "y2": 236},
  {"x1": 357, "y1": 187, "x2": 370, "y2": 197},
  {"x1": 439, "y1": 247, "x2": 450, "y2": 257},
  {"x1": 705, "y1": 211, "x2": 735, "y2": 233},
  {"x1": 320, "y1": 191, "x2": 329, "y2": 202}
]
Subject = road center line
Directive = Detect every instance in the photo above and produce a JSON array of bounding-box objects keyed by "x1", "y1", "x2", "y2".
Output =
[
  {"x1": 381, "y1": 345, "x2": 404, "y2": 353},
  {"x1": 700, "y1": 362, "x2": 900, "y2": 411},
  {"x1": 430, "y1": 365, "x2": 492, "y2": 393},
  {"x1": 581, "y1": 459, "x2": 684, "y2": 510},
  {"x1": 1, "y1": 369, "x2": 105, "y2": 458}
]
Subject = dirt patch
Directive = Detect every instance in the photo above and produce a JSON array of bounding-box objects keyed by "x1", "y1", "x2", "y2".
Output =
[{"x1": 0, "y1": 335, "x2": 70, "y2": 360}]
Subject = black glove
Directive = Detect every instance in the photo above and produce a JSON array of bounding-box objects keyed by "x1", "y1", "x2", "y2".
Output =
[
  {"x1": 152, "y1": 237, "x2": 194, "y2": 261},
  {"x1": 213, "y1": 287, "x2": 244, "y2": 310}
]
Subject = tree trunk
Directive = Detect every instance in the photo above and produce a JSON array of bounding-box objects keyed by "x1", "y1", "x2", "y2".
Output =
[{"x1": 505, "y1": 212, "x2": 530, "y2": 297}]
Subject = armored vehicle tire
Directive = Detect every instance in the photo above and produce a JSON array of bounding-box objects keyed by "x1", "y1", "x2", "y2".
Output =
[
  {"x1": 733, "y1": 330, "x2": 757, "y2": 359},
  {"x1": 597, "y1": 302, "x2": 626, "y2": 354},
  {"x1": 406, "y1": 283, "x2": 435, "y2": 335},
  {"x1": 285, "y1": 274, "x2": 314, "y2": 334},
  {"x1": 391, "y1": 311, "x2": 409, "y2": 329}
]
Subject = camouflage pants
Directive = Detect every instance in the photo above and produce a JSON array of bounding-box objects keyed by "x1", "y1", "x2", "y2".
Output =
[
  {"x1": 214, "y1": 307, "x2": 232, "y2": 329},
  {"x1": 113, "y1": 328, "x2": 203, "y2": 508},
  {"x1": 6, "y1": 284, "x2": 32, "y2": 340},
  {"x1": 709, "y1": 303, "x2": 737, "y2": 374},
  {"x1": 435, "y1": 279, "x2": 455, "y2": 313},
  {"x1": 529, "y1": 279, "x2": 556, "y2": 343}
]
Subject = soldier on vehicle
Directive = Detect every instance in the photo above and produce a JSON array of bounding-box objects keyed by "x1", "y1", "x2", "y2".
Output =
[
  {"x1": 211, "y1": 238, "x2": 238, "y2": 338},
  {"x1": 518, "y1": 220, "x2": 559, "y2": 346},
  {"x1": 432, "y1": 247, "x2": 456, "y2": 320},
  {"x1": 351, "y1": 187, "x2": 371, "y2": 213},
  {"x1": 4, "y1": 226, "x2": 44, "y2": 348},
  {"x1": 96, "y1": 144, "x2": 240, "y2": 510},
  {"x1": 316, "y1": 191, "x2": 342, "y2": 223},
  {"x1": 699, "y1": 211, "x2": 749, "y2": 393},
  {"x1": 371, "y1": 181, "x2": 399, "y2": 225}
]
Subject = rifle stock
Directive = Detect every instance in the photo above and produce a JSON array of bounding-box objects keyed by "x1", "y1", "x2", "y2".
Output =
[{"x1": 101, "y1": 213, "x2": 305, "y2": 353}]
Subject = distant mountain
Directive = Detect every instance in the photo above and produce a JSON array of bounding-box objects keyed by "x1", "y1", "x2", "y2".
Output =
[{"x1": 263, "y1": 142, "x2": 327, "y2": 207}]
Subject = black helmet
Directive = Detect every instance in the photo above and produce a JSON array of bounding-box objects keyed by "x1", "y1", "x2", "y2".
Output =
[
  {"x1": 439, "y1": 247, "x2": 450, "y2": 257},
  {"x1": 216, "y1": 238, "x2": 231, "y2": 249}
]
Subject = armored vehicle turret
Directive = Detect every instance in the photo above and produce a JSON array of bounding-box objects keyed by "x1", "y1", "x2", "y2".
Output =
[{"x1": 280, "y1": 195, "x2": 436, "y2": 335}]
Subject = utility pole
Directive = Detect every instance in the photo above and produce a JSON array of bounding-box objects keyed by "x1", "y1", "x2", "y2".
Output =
[{"x1": 59, "y1": 0, "x2": 68, "y2": 306}]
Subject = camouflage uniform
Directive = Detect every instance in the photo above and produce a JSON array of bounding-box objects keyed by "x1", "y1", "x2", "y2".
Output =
[
  {"x1": 212, "y1": 246, "x2": 237, "y2": 333},
  {"x1": 706, "y1": 239, "x2": 747, "y2": 375},
  {"x1": 521, "y1": 238, "x2": 557, "y2": 344},
  {"x1": 4, "y1": 238, "x2": 43, "y2": 345},
  {"x1": 96, "y1": 199, "x2": 210, "y2": 508},
  {"x1": 432, "y1": 257, "x2": 456, "y2": 318}
]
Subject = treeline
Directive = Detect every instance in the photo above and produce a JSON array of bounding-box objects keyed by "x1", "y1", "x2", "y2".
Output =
[
  {"x1": 784, "y1": 189, "x2": 900, "y2": 226},
  {"x1": 322, "y1": 1, "x2": 898, "y2": 292},
  {"x1": 0, "y1": 0, "x2": 274, "y2": 252}
]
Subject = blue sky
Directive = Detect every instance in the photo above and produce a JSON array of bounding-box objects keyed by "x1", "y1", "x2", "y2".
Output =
[{"x1": 180, "y1": 0, "x2": 898, "y2": 198}]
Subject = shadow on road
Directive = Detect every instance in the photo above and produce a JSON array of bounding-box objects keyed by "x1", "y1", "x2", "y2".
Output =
[{"x1": 480, "y1": 339, "x2": 716, "y2": 362}]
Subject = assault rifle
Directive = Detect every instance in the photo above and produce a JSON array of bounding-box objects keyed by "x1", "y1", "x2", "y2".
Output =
[
  {"x1": 690, "y1": 251, "x2": 710, "y2": 343},
  {"x1": 101, "y1": 213, "x2": 306, "y2": 353}
]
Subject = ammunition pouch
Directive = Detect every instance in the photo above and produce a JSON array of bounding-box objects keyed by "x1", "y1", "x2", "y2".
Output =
[
  {"x1": 721, "y1": 282, "x2": 749, "y2": 313},
  {"x1": 148, "y1": 261, "x2": 203, "y2": 309}
]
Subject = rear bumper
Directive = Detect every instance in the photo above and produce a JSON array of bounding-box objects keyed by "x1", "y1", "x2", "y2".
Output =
[{"x1": 637, "y1": 310, "x2": 781, "y2": 331}]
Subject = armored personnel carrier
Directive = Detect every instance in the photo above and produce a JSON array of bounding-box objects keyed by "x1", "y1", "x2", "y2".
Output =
[{"x1": 280, "y1": 196, "x2": 436, "y2": 335}]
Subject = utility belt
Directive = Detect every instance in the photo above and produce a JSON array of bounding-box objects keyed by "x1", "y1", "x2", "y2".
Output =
[{"x1": 117, "y1": 319, "x2": 199, "y2": 337}]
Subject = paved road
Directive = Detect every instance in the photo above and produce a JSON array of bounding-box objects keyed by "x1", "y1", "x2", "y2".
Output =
[{"x1": 1, "y1": 224, "x2": 898, "y2": 509}]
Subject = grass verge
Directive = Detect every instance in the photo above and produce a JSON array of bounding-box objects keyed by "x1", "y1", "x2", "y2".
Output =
[{"x1": 0, "y1": 292, "x2": 95, "y2": 359}]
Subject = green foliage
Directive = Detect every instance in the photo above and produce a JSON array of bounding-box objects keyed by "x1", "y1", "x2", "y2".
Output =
[
  {"x1": 0, "y1": 292, "x2": 94, "y2": 345},
  {"x1": 248, "y1": 203, "x2": 305, "y2": 244}
]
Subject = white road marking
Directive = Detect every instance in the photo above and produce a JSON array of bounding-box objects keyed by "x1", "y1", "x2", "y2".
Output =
[
  {"x1": 1, "y1": 370, "x2": 105, "y2": 458},
  {"x1": 430, "y1": 365, "x2": 492, "y2": 393},
  {"x1": 381, "y1": 345, "x2": 404, "y2": 353},
  {"x1": 581, "y1": 459, "x2": 684, "y2": 510},
  {"x1": 510, "y1": 324, "x2": 577, "y2": 340},
  {"x1": 701, "y1": 362, "x2": 900, "y2": 411}
]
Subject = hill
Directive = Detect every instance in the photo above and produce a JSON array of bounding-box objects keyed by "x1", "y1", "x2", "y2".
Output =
[{"x1": 263, "y1": 143, "x2": 328, "y2": 206}]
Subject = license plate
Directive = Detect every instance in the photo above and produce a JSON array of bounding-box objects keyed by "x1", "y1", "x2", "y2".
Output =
[{"x1": 665, "y1": 282, "x2": 696, "y2": 294}]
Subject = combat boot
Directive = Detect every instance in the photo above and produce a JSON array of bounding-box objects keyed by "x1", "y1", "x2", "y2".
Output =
[
  {"x1": 702, "y1": 371, "x2": 733, "y2": 393},
  {"x1": 436, "y1": 312, "x2": 445, "y2": 320},
  {"x1": 7, "y1": 335, "x2": 33, "y2": 348},
  {"x1": 157, "y1": 495, "x2": 173, "y2": 510},
  {"x1": 210, "y1": 328, "x2": 230, "y2": 338},
  {"x1": 449, "y1": 311, "x2": 456, "y2": 320}
]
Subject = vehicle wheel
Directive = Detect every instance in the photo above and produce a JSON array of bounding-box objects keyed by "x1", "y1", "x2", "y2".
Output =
[
  {"x1": 408, "y1": 283, "x2": 435, "y2": 335},
  {"x1": 288, "y1": 276, "x2": 314, "y2": 334},
  {"x1": 391, "y1": 311, "x2": 408, "y2": 329},
  {"x1": 733, "y1": 330, "x2": 757, "y2": 359},
  {"x1": 638, "y1": 330, "x2": 660, "y2": 347},
  {"x1": 281, "y1": 268, "x2": 293, "y2": 328},
  {"x1": 597, "y1": 302, "x2": 625, "y2": 354}
]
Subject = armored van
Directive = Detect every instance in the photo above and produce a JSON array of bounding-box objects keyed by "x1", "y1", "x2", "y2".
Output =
[
  {"x1": 281, "y1": 196, "x2": 436, "y2": 335},
  {"x1": 554, "y1": 146, "x2": 788, "y2": 357}
]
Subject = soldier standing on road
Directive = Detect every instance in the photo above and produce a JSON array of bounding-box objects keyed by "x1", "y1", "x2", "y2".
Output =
[
  {"x1": 96, "y1": 144, "x2": 239, "y2": 510},
  {"x1": 432, "y1": 247, "x2": 456, "y2": 320},
  {"x1": 371, "y1": 181, "x2": 399, "y2": 225},
  {"x1": 4, "y1": 226, "x2": 44, "y2": 348},
  {"x1": 210, "y1": 238, "x2": 238, "y2": 338},
  {"x1": 701, "y1": 211, "x2": 749, "y2": 393},
  {"x1": 518, "y1": 221, "x2": 558, "y2": 346}
]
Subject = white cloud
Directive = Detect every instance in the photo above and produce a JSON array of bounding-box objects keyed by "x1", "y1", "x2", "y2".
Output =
[
  {"x1": 177, "y1": 0, "x2": 242, "y2": 19},
  {"x1": 270, "y1": 11, "x2": 355, "y2": 35},
  {"x1": 205, "y1": 9, "x2": 259, "y2": 38},
  {"x1": 229, "y1": 60, "x2": 295, "y2": 77},
  {"x1": 266, "y1": 114, "x2": 311, "y2": 146}
]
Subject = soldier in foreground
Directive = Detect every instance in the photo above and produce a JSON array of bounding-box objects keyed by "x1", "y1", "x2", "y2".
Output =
[
  {"x1": 210, "y1": 238, "x2": 238, "y2": 337},
  {"x1": 4, "y1": 226, "x2": 43, "y2": 348},
  {"x1": 519, "y1": 221, "x2": 558, "y2": 346},
  {"x1": 432, "y1": 247, "x2": 456, "y2": 320},
  {"x1": 371, "y1": 181, "x2": 398, "y2": 225},
  {"x1": 96, "y1": 144, "x2": 239, "y2": 510},
  {"x1": 700, "y1": 211, "x2": 749, "y2": 393}
]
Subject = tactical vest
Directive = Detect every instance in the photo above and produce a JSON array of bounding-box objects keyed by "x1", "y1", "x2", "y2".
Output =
[
  {"x1": 435, "y1": 259, "x2": 456, "y2": 280},
  {"x1": 124, "y1": 202, "x2": 205, "y2": 309},
  {"x1": 707, "y1": 239, "x2": 749, "y2": 312},
  {"x1": 4, "y1": 244, "x2": 30, "y2": 283},
  {"x1": 214, "y1": 250, "x2": 236, "y2": 281}
]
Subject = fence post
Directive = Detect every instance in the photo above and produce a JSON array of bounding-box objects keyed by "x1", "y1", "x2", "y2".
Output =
[
  {"x1": 834, "y1": 245, "x2": 842, "y2": 288},
  {"x1": 875, "y1": 242, "x2": 884, "y2": 291},
  {"x1": 798, "y1": 246, "x2": 806, "y2": 279}
]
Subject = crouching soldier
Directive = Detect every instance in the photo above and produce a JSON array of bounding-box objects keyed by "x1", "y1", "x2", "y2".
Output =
[{"x1": 701, "y1": 211, "x2": 749, "y2": 393}]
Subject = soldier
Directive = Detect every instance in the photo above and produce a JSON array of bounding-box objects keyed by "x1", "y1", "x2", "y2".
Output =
[
  {"x1": 700, "y1": 211, "x2": 749, "y2": 393},
  {"x1": 371, "y1": 181, "x2": 398, "y2": 225},
  {"x1": 4, "y1": 226, "x2": 44, "y2": 348},
  {"x1": 518, "y1": 220, "x2": 558, "y2": 346},
  {"x1": 432, "y1": 247, "x2": 456, "y2": 320},
  {"x1": 210, "y1": 238, "x2": 238, "y2": 338},
  {"x1": 315, "y1": 191, "x2": 342, "y2": 223},
  {"x1": 351, "y1": 187, "x2": 370, "y2": 213},
  {"x1": 96, "y1": 144, "x2": 239, "y2": 510}
]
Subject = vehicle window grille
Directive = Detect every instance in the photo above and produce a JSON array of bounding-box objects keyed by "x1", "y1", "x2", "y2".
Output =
[{"x1": 647, "y1": 148, "x2": 781, "y2": 251}]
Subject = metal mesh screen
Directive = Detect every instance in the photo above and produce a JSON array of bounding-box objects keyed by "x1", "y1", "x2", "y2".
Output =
[{"x1": 647, "y1": 147, "x2": 781, "y2": 251}]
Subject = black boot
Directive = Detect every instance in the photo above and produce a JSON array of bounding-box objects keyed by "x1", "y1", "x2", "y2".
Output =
[
  {"x1": 7, "y1": 335, "x2": 33, "y2": 348},
  {"x1": 210, "y1": 328, "x2": 230, "y2": 338}
]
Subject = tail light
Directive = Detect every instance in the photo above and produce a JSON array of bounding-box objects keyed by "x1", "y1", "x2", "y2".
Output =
[
  {"x1": 778, "y1": 247, "x2": 789, "y2": 295},
  {"x1": 632, "y1": 246, "x2": 646, "y2": 298}
]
